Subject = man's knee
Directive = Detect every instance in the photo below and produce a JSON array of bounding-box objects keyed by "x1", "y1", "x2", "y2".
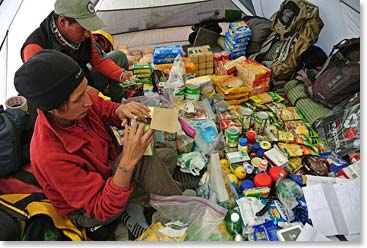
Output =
[
  {"x1": 157, "y1": 148, "x2": 177, "y2": 174},
  {"x1": 106, "y1": 50, "x2": 129, "y2": 70}
]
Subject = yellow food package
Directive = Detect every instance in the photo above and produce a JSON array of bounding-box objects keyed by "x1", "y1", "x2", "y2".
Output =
[
  {"x1": 137, "y1": 222, "x2": 187, "y2": 241},
  {"x1": 211, "y1": 75, "x2": 251, "y2": 95}
]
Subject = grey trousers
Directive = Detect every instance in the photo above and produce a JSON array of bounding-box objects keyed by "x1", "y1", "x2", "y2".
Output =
[
  {"x1": 67, "y1": 148, "x2": 182, "y2": 228},
  {"x1": 89, "y1": 50, "x2": 129, "y2": 102}
]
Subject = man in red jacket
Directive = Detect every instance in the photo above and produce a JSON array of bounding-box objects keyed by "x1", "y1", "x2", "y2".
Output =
[
  {"x1": 21, "y1": 0, "x2": 131, "y2": 102},
  {"x1": 14, "y1": 50, "x2": 182, "y2": 239}
]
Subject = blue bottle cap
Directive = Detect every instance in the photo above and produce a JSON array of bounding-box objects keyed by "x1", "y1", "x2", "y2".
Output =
[
  {"x1": 240, "y1": 179, "x2": 255, "y2": 191},
  {"x1": 256, "y1": 149, "x2": 265, "y2": 158},
  {"x1": 239, "y1": 137, "x2": 248, "y2": 146},
  {"x1": 252, "y1": 143, "x2": 260, "y2": 150}
]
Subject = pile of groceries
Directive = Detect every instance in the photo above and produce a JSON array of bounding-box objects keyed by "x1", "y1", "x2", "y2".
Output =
[{"x1": 114, "y1": 20, "x2": 360, "y2": 241}]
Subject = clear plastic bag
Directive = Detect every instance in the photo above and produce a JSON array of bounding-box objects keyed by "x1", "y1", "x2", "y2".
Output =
[
  {"x1": 149, "y1": 194, "x2": 229, "y2": 241},
  {"x1": 165, "y1": 54, "x2": 186, "y2": 90}
]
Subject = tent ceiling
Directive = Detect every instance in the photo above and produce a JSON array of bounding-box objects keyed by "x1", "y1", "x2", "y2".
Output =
[{"x1": 97, "y1": 0, "x2": 240, "y2": 35}]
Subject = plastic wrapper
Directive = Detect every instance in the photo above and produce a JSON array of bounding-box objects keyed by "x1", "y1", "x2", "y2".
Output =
[
  {"x1": 165, "y1": 54, "x2": 186, "y2": 90},
  {"x1": 314, "y1": 104, "x2": 360, "y2": 157},
  {"x1": 276, "y1": 179, "x2": 303, "y2": 210},
  {"x1": 148, "y1": 194, "x2": 229, "y2": 241},
  {"x1": 253, "y1": 221, "x2": 279, "y2": 241},
  {"x1": 175, "y1": 99, "x2": 215, "y2": 120},
  {"x1": 177, "y1": 151, "x2": 207, "y2": 176},
  {"x1": 249, "y1": 92, "x2": 284, "y2": 105}
]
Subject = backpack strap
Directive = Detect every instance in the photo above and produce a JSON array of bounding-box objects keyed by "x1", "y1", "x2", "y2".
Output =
[{"x1": 13, "y1": 170, "x2": 41, "y2": 188}]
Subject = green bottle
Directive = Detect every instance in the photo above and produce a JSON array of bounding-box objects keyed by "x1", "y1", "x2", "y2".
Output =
[{"x1": 225, "y1": 209, "x2": 243, "y2": 239}]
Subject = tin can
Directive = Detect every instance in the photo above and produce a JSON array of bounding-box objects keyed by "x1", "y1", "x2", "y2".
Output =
[
  {"x1": 215, "y1": 100, "x2": 228, "y2": 114},
  {"x1": 174, "y1": 86, "x2": 185, "y2": 101},
  {"x1": 255, "y1": 111, "x2": 269, "y2": 134},
  {"x1": 212, "y1": 93, "x2": 225, "y2": 106},
  {"x1": 185, "y1": 84, "x2": 200, "y2": 101},
  {"x1": 157, "y1": 82, "x2": 165, "y2": 95},
  {"x1": 225, "y1": 126, "x2": 240, "y2": 148},
  {"x1": 241, "y1": 108, "x2": 253, "y2": 131}
]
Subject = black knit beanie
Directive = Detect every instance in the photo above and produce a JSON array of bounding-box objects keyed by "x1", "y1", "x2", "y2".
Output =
[{"x1": 14, "y1": 49, "x2": 85, "y2": 111}]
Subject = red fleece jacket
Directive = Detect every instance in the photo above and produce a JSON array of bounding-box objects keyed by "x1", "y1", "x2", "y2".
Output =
[{"x1": 30, "y1": 94, "x2": 133, "y2": 221}]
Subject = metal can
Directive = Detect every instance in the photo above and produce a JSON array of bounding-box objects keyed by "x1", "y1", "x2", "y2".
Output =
[
  {"x1": 255, "y1": 111, "x2": 269, "y2": 134},
  {"x1": 241, "y1": 108, "x2": 253, "y2": 132},
  {"x1": 215, "y1": 100, "x2": 228, "y2": 114},
  {"x1": 174, "y1": 86, "x2": 185, "y2": 101},
  {"x1": 185, "y1": 84, "x2": 200, "y2": 101},
  {"x1": 212, "y1": 93, "x2": 224, "y2": 106},
  {"x1": 225, "y1": 126, "x2": 240, "y2": 148}
]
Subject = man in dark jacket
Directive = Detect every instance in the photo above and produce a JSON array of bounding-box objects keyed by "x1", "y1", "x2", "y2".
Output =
[{"x1": 21, "y1": 0, "x2": 131, "y2": 102}]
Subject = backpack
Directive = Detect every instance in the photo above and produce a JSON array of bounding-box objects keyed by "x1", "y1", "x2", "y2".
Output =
[
  {"x1": 0, "y1": 105, "x2": 33, "y2": 177},
  {"x1": 0, "y1": 193, "x2": 88, "y2": 241},
  {"x1": 242, "y1": 16, "x2": 273, "y2": 56},
  {"x1": 249, "y1": 0, "x2": 324, "y2": 80},
  {"x1": 307, "y1": 38, "x2": 360, "y2": 108}
]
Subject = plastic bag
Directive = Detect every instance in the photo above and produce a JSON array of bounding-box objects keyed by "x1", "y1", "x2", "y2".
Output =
[
  {"x1": 165, "y1": 54, "x2": 186, "y2": 90},
  {"x1": 149, "y1": 194, "x2": 229, "y2": 241}
]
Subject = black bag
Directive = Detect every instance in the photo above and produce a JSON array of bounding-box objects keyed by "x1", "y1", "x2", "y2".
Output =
[
  {"x1": 308, "y1": 38, "x2": 360, "y2": 108},
  {"x1": 242, "y1": 16, "x2": 273, "y2": 56},
  {"x1": 0, "y1": 105, "x2": 33, "y2": 177}
]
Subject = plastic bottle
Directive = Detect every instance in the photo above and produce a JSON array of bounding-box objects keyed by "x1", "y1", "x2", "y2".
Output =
[
  {"x1": 238, "y1": 138, "x2": 248, "y2": 153},
  {"x1": 225, "y1": 209, "x2": 243, "y2": 238}
]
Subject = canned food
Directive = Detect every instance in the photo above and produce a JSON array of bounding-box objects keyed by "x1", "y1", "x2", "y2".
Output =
[
  {"x1": 185, "y1": 84, "x2": 200, "y2": 101},
  {"x1": 241, "y1": 108, "x2": 253, "y2": 131},
  {"x1": 215, "y1": 100, "x2": 228, "y2": 114},
  {"x1": 255, "y1": 111, "x2": 269, "y2": 134},
  {"x1": 225, "y1": 126, "x2": 240, "y2": 148},
  {"x1": 212, "y1": 93, "x2": 225, "y2": 106},
  {"x1": 174, "y1": 86, "x2": 185, "y2": 101}
]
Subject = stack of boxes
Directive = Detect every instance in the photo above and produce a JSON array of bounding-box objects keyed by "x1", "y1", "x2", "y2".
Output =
[
  {"x1": 236, "y1": 60, "x2": 271, "y2": 96},
  {"x1": 187, "y1": 45, "x2": 214, "y2": 76},
  {"x1": 153, "y1": 45, "x2": 184, "y2": 65},
  {"x1": 224, "y1": 20, "x2": 252, "y2": 60}
]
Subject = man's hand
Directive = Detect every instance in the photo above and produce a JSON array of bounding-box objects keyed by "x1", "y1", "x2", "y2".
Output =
[
  {"x1": 115, "y1": 101, "x2": 151, "y2": 122},
  {"x1": 120, "y1": 71, "x2": 133, "y2": 82},
  {"x1": 119, "y1": 123, "x2": 154, "y2": 169}
]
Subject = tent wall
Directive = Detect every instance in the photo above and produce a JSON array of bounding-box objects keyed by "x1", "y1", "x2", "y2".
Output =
[
  {"x1": 251, "y1": 0, "x2": 360, "y2": 54},
  {"x1": 97, "y1": 0, "x2": 240, "y2": 35},
  {"x1": 0, "y1": 0, "x2": 54, "y2": 106}
]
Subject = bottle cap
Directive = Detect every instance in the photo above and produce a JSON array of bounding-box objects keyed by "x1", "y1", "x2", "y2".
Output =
[
  {"x1": 247, "y1": 131, "x2": 256, "y2": 141},
  {"x1": 253, "y1": 173, "x2": 272, "y2": 188},
  {"x1": 269, "y1": 166, "x2": 287, "y2": 182},
  {"x1": 252, "y1": 143, "x2": 260, "y2": 151},
  {"x1": 230, "y1": 212, "x2": 240, "y2": 222},
  {"x1": 239, "y1": 137, "x2": 248, "y2": 146},
  {"x1": 240, "y1": 179, "x2": 255, "y2": 191},
  {"x1": 256, "y1": 149, "x2": 265, "y2": 158}
]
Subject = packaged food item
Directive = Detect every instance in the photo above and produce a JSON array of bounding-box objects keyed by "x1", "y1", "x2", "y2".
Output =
[
  {"x1": 303, "y1": 156, "x2": 329, "y2": 176},
  {"x1": 253, "y1": 221, "x2": 279, "y2": 241},
  {"x1": 243, "y1": 187, "x2": 270, "y2": 198},
  {"x1": 249, "y1": 92, "x2": 284, "y2": 105}
]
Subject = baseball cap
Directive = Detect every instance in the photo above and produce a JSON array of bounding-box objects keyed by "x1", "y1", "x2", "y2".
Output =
[{"x1": 54, "y1": 0, "x2": 105, "y2": 31}]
